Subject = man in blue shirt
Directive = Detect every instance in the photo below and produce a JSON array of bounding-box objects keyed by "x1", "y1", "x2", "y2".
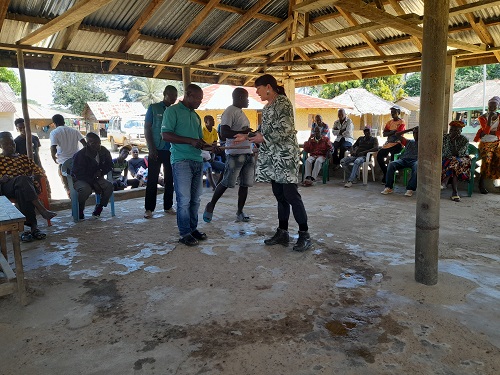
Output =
[
  {"x1": 162, "y1": 84, "x2": 212, "y2": 246},
  {"x1": 144, "y1": 85, "x2": 178, "y2": 219}
]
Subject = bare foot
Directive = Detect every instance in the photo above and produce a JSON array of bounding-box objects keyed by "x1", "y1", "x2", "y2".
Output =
[{"x1": 40, "y1": 210, "x2": 57, "y2": 220}]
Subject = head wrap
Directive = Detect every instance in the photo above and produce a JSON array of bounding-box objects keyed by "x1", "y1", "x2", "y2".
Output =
[
  {"x1": 488, "y1": 96, "x2": 500, "y2": 104},
  {"x1": 449, "y1": 120, "x2": 465, "y2": 128}
]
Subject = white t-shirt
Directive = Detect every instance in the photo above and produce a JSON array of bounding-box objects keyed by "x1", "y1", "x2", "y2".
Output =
[
  {"x1": 221, "y1": 105, "x2": 252, "y2": 155},
  {"x1": 49, "y1": 126, "x2": 84, "y2": 164},
  {"x1": 482, "y1": 116, "x2": 499, "y2": 142}
]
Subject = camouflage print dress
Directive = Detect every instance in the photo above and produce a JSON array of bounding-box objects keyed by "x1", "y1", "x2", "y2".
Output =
[{"x1": 256, "y1": 95, "x2": 300, "y2": 184}]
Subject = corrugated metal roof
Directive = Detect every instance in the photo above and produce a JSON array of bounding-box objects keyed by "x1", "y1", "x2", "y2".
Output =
[
  {"x1": 85, "y1": 102, "x2": 146, "y2": 121},
  {"x1": 2, "y1": 0, "x2": 500, "y2": 87}
]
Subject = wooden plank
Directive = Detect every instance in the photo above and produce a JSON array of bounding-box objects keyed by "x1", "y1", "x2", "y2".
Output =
[
  {"x1": 449, "y1": 0, "x2": 500, "y2": 18},
  {"x1": 0, "y1": 0, "x2": 10, "y2": 32},
  {"x1": 0, "y1": 253, "x2": 15, "y2": 280},
  {"x1": 153, "y1": 0, "x2": 221, "y2": 77},
  {"x1": 292, "y1": 0, "x2": 332, "y2": 13},
  {"x1": 189, "y1": 0, "x2": 281, "y2": 23},
  {"x1": 17, "y1": 0, "x2": 115, "y2": 45}
]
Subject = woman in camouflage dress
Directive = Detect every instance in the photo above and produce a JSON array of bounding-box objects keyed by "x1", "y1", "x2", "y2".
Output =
[{"x1": 235, "y1": 74, "x2": 311, "y2": 252}]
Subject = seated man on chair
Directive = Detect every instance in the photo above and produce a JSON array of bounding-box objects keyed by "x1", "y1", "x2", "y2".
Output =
[
  {"x1": 303, "y1": 125, "x2": 332, "y2": 186},
  {"x1": 341, "y1": 127, "x2": 379, "y2": 187},
  {"x1": 111, "y1": 145, "x2": 140, "y2": 191},
  {"x1": 72, "y1": 132, "x2": 113, "y2": 219},
  {"x1": 0, "y1": 131, "x2": 57, "y2": 242},
  {"x1": 381, "y1": 127, "x2": 419, "y2": 197}
]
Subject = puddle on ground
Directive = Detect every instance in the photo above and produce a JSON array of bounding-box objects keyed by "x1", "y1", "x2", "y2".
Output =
[
  {"x1": 325, "y1": 320, "x2": 357, "y2": 336},
  {"x1": 200, "y1": 245, "x2": 217, "y2": 256},
  {"x1": 23, "y1": 238, "x2": 81, "y2": 271},
  {"x1": 335, "y1": 270, "x2": 366, "y2": 288}
]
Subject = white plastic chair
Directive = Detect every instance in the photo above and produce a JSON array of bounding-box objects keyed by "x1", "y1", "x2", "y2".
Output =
[{"x1": 342, "y1": 151, "x2": 376, "y2": 185}]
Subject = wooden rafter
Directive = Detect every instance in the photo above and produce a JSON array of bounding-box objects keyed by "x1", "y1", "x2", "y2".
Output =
[
  {"x1": 108, "y1": 0, "x2": 165, "y2": 72},
  {"x1": 0, "y1": 0, "x2": 10, "y2": 32},
  {"x1": 153, "y1": 0, "x2": 220, "y2": 77},
  {"x1": 448, "y1": 0, "x2": 500, "y2": 17},
  {"x1": 51, "y1": 22, "x2": 81, "y2": 69},
  {"x1": 387, "y1": 0, "x2": 422, "y2": 51},
  {"x1": 17, "y1": 0, "x2": 114, "y2": 45},
  {"x1": 189, "y1": 0, "x2": 281, "y2": 23},
  {"x1": 197, "y1": 0, "x2": 271, "y2": 61},
  {"x1": 197, "y1": 22, "x2": 382, "y2": 65}
]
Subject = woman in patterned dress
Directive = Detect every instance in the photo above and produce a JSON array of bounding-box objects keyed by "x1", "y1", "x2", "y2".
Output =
[
  {"x1": 234, "y1": 74, "x2": 311, "y2": 252},
  {"x1": 474, "y1": 96, "x2": 500, "y2": 194},
  {"x1": 441, "y1": 121, "x2": 471, "y2": 202}
]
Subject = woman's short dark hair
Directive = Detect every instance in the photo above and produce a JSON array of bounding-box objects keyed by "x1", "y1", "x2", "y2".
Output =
[{"x1": 254, "y1": 74, "x2": 286, "y2": 96}]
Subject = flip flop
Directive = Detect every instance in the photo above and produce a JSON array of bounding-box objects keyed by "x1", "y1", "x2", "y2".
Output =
[
  {"x1": 450, "y1": 195, "x2": 461, "y2": 202},
  {"x1": 203, "y1": 203, "x2": 213, "y2": 223}
]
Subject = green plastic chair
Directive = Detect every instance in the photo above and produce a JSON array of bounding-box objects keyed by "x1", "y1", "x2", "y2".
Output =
[
  {"x1": 301, "y1": 150, "x2": 330, "y2": 184},
  {"x1": 393, "y1": 148, "x2": 412, "y2": 186}
]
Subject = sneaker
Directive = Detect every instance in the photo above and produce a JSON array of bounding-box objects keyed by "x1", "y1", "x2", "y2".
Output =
[
  {"x1": 351, "y1": 179, "x2": 358, "y2": 184},
  {"x1": 92, "y1": 204, "x2": 103, "y2": 218},
  {"x1": 381, "y1": 188, "x2": 393, "y2": 195},
  {"x1": 79, "y1": 211, "x2": 85, "y2": 220},
  {"x1": 144, "y1": 210, "x2": 153, "y2": 219},
  {"x1": 344, "y1": 181, "x2": 353, "y2": 188},
  {"x1": 164, "y1": 207, "x2": 176, "y2": 215},
  {"x1": 404, "y1": 190, "x2": 414, "y2": 197}
]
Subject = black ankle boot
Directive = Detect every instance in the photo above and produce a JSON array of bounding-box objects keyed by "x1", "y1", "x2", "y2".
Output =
[
  {"x1": 293, "y1": 231, "x2": 312, "y2": 252},
  {"x1": 264, "y1": 228, "x2": 289, "y2": 246}
]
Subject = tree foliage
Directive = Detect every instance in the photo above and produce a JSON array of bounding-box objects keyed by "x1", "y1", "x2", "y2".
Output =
[
  {"x1": 318, "y1": 75, "x2": 405, "y2": 101},
  {"x1": 0, "y1": 67, "x2": 21, "y2": 94},
  {"x1": 121, "y1": 77, "x2": 184, "y2": 107},
  {"x1": 52, "y1": 72, "x2": 108, "y2": 115}
]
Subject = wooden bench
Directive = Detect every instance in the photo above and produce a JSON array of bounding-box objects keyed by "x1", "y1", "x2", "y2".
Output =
[{"x1": 0, "y1": 195, "x2": 28, "y2": 305}]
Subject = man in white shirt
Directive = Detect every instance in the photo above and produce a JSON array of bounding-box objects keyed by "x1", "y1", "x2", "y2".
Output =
[
  {"x1": 203, "y1": 88, "x2": 255, "y2": 223},
  {"x1": 49, "y1": 114, "x2": 86, "y2": 196},
  {"x1": 332, "y1": 108, "x2": 354, "y2": 167}
]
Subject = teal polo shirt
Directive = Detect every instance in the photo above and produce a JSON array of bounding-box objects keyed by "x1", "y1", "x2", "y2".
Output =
[{"x1": 161, "y1": 101, "x2": 203, "y2": 164}]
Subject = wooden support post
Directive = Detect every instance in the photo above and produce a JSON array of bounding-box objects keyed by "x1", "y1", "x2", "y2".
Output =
[
  {"x1": 283, "y1": 78, "x2": 296, "y2": 122},
  {"x1": 16, "y1": 49, "x2": 33, "y2": 160},
  {"x1": 415, "y1": 0, "x2": 450, "y2": 285},
  {"x1": 182, "y1": 67, "x2": 191, "y2": 94},
  {"x1": 443, "y1": 55, "x2": 456, "y2": 133}
]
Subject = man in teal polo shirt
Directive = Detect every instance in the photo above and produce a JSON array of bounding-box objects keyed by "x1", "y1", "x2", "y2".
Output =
[
  {"x1": 144, "y1": 85, "x2": 178, "y2": 219},
  {"x1": 162, "y1": 84, "x2": 211, "y2": 246}
]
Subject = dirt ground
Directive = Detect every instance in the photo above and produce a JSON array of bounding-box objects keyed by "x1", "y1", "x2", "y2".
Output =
[{"x1": 0, "y1": 139, "x2": 499, "y2": 374}]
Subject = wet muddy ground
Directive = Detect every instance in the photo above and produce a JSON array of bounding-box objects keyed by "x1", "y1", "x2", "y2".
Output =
[{"x1": 0, "y1": 178, "x2": 499, "y2": 374}]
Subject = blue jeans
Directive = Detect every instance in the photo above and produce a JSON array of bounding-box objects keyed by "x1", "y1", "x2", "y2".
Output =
[
  {"x1": 386, "y1": 159, "x2": 418, "y2": 190},
  {"x1": 172, "y1": 160, "x2": 203, "y2": 237},
  {"x1": 341, "y1": 155, "x2": 365, "y2": 182},
  {"x1": 221, "y1": 154, "x2": 255, "y2": 188}
]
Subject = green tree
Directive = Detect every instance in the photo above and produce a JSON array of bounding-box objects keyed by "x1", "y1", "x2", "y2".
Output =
[
  {"x1": 362, "y1": 75, "x2": 405, "y2": 101},
  {"x1": 0, "y1": 67, "x2": 21, "y2": 94},
  {"x1": 52, "y1": 72, "x2": 108, "y2": 115},
  {"x1": 319, "y1": 80, "x2": 361, "y2": 99},
  {"x1": 403, "y1": 72, "x2": 421, "y2": 96},
  {"x1": 122, "y1": 77, "x2": 183, "y2": 106}
]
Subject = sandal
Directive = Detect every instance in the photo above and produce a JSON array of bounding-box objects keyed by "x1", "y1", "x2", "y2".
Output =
[
  {"x1": 236, "y1": 212, "x2": 250, "y2": 222},
  {"x1": 20, "y1": 231, "x2": 33, "y2": 243},
  {"x1": 31, "y1": 229, "x2": 47, "y2": 240},
  {"x1": 450, "y1": 195, "x2": 461, "y2": 202},
  {"x1": 203, "y1": 203, "x2": 213, "y2": 223}
]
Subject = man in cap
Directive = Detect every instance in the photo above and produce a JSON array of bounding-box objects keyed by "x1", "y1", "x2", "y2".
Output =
[{"x1": 377, "y1": 105, "x2": 406, "y2": 184}]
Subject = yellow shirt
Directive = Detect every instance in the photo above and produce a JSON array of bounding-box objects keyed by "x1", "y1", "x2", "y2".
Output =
[{"x1": 202, "y1": 127, "x2": 218, "y2": 144}]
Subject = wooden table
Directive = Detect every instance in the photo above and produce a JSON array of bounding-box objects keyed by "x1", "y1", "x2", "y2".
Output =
[{"x1": 0, "y1": 195, "x2": 27, "y2": 305}]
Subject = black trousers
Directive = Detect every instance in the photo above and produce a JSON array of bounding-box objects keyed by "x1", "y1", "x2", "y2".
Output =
[
  {"x1": 145, "y1": 149, "x2": 174, "y2": 211},
  {"x1": 376, "y1": 143, "x2": 403, "y2": 179},
  {"x1": 1, "y1": 176, "x2": 38, "y2": 227},
  {"x1": 271, "y1": 181, "x2": 308, "y2": 231}
]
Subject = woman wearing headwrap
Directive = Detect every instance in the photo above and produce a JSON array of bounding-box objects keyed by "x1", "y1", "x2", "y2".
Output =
[
  {"x1": 474, "y1": 96, "x2": 500, "y2": 194},
  {"x1": 442, "y1": 121, "x2": 471, "y2": 202}
]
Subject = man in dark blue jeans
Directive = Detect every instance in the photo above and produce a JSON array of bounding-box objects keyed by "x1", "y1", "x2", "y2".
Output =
[
  {"x1": 381, "y1": 127, "x2": 419, "y2": 197},
  {"x1": 144, "y1": 85, "x2": 178, "y2": 219}
]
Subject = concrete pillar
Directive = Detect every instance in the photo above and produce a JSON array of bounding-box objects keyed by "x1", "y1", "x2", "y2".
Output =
[
  {"x1": 283, "y1": 78, "x2": 296, "y2": 121},
  {"x1": 415, "y1": 0, "x2": 450, "y2": 285},
  {"x1": 443, "y1": 55, "x2": 456, "y2": 133},
  {"x1": 182, "y1": 67, "x2": 191, "y2": 93}
]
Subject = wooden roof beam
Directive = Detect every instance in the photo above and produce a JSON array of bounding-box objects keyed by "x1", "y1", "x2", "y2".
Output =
[
  {"x1": 449, "y1": 0, "x2": 500, "y2": 18},
  {"x1": 51, "y1": 22, "x2": 81, "y2": 69},
  {"x1": 17, "y1": 0, "x2": 114, "y2": 46},
  {"x1": 189, "y1": 0, "x2": 281, "y2": 23},
  {"x1": 197, "y1": 21, "x2": 382, "y2": 65},
  {"x1": 387, "y1": 0, "x2": 422, "y2": 51},
  {"x1": 153, "y1": 0, "x2": 221, "y2": 77},
  {"x1": 198, "y1": 0, "x2": 271, "y2": 61},
  {"x1": 0, "y1": 0, "x2": 10, "y2": 32}
]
